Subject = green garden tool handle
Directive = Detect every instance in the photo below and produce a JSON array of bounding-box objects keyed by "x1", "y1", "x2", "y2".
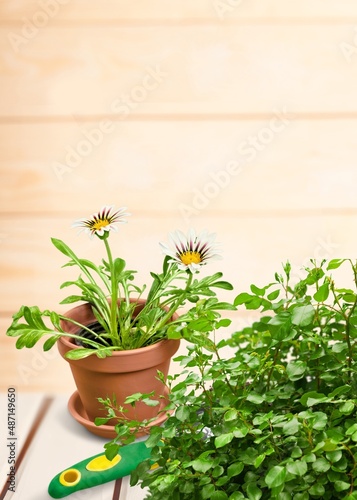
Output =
[{"x1": 48, "y1": 440, "x2": 152, "y2": 498}]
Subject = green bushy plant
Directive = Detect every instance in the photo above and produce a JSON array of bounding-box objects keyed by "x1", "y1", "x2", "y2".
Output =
[{"x1": 102, "y1": 258, "x2": 357, "y2": 499}]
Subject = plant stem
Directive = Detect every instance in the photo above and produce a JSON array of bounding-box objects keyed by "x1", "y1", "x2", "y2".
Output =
[
  {"x1": 150, "y1": 271, "x2": 194, "y2": 335},
  {"x1": 104, "y1": 237, "x2": 119, "y2": 346}
]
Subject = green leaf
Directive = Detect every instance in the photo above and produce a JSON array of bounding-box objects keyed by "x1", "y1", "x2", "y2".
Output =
[
  {"x1": 326, "y1": 450, "x2": 342, "y2": 463},
  {"x1": 254, "y1": 454, "x2": 266, "y2": 468},
  {"x1": 293, "y1": 494, "x2": 309, "y2": 500},
  {"x1": 43, "y1": 335, "x2": 61, "y2": 351},
  {"x1": 113, "y1": 258, "x2": 126, "y2": 280},
  {"x1": 145, "y1": 427, "x2": 162, "y2": 448},
  {"x1": 334, "y1": 481, "x2": 350, "y2": 492},
  {"x1": 311, "y1": 411, "x2": 327, "y2": 430},
  {"x1": 265, "y1": 465, "x2": 286, "y2": 488},
  {"x1": 202, "y1": 484, "x2": 215, "y2": 499},
  {"x1": 308, "y1": 484, "x2": 325, "y2": 497},
  {"x1": 312, "y1": 457, "x2": 330, "y2": 473},
  {"x1": 211, "y1": 281, "x2": 234, "y2": 290},
  {"x1": 250, "y1": 284, "x2": 265, "y2": 296},
  {"x1": 215, "y1": 433, "x2": 234, "y2": 449},
  {"x1": 104, "y1": 442, "x2": 120, "y2": 461},
  {"x1": 51, "y1": 237, "x2": 77, "y2": 259},
  {"x1": 234, "y1": 293, "x2": 254, "y2": 306},
  {"x1": 227, "y1": 462, "x2": 244, "y2": 478},
  {"x1": 286, "y1": 361, "x2": 306, "y2": 381},
  {"x1": 211, "y1": 492, "x2": 229, "y2": 500},
  {"x1": 282, "y1": 417, "x2": 300, "y2": 436},
  {"x1": 175, "y1": 405, "x2": 190, "y2": 422},
  {"x1": 346, "y1": 423, "x2": 357, "y2": 436},
  {"x1": 60, "y1": 295, "x2": 86, "y2": 305},
  {"x1": 300, "y1": 391, "x2": 328, "y2": 407},
  {"x1": 190, "y1": 458, "x2": 214, "y2": 473},
  {"x1": 229, "y1": 493, "x2": 245, "y2": 500},
  {"x1": 327, "y1": 258, "x2": 346, "y2": 270},
  {"x1": 291, "y1": 304, "x2": 315, "y2": 327},
  {"x1": 339, "y1": 401, "x2": 354, "y2": 414},
  {"x1": 328, "y1": 385, "x2": 351, "y2": 398},
  {"x1": 246, "y1": 483, "x2": 262, "y2": 500},
  {"x1": 286, "y1": 460, "x2": 307, "y2": 477},
  {"x1": 212, "y1": 465, "x2": 224, "y2": 478},
  {"x1": 267, "y1": 289, "x2": 280, "y2": 300},
  {"x1": 246, "y1": 393, "x2": 264, "y2": 404},
  {"x1": 141, "y1": 398, "x2": 159, "y2": 407},
  {"x1": 313, "y1": 282, "x2": 329, "y2": 302},
  {"x1": 224, "y1": 409, "x2": 238, "y2": 422}
]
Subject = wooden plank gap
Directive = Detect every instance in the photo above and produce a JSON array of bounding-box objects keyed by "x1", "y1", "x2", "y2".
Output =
[
  {"x1": 2, "y1": 208, "x2": 357, "y2": 219},
  {"x1": 1, "y1": 17, "x2": 357, "y2": 27},
  {"x1": 2, "y1": 112, "x2": 357, "y2": 125},
  {"x1": 112, "y1": 478, "x2": 123, "y2": 500}
]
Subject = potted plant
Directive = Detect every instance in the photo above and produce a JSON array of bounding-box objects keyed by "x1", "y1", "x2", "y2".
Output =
[
  {"x1": 100, "y1": 258, "x2": 357, "y2": 498},
  {"x1": 6, "y1": 205, "x2": 234, "y2": 437}
]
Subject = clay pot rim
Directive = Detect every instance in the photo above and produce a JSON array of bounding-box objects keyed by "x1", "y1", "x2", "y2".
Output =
[{"x1": 58, "y1": 334, "x2": 179, "y2": 356}]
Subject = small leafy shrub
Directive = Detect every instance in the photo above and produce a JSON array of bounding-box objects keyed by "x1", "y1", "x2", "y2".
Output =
[{"x1": 106, "y1": 259, "x2": 357, "y2": 499}]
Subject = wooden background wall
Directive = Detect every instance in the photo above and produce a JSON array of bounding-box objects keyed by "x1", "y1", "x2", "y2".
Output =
[{"x1": 1, "y1": 0, "x2": 357, "y2": 392}]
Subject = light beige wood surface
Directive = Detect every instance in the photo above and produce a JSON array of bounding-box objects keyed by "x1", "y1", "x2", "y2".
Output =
[
  {"x1": 2, "y1": 25, "x2": 357, "y2": 116},
  {"x1": 1, "y1": 1, "x2": 357, "y2": 392}
]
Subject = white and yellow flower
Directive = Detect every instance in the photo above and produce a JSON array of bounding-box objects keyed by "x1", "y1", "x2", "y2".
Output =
[
  {"x1": 72, "y1": 206, "x2": 130, "y2": 237},
  {"x1": 160, "y1": 229, "x2": 221, "y2": 273}
]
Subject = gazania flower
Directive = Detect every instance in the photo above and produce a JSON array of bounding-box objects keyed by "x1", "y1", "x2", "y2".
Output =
[
  {"x1": 160, "y1": 229, "x2": 221, "y2": 273},
  {"x1": 72, "y1": 206, "x2": 130, "y2": 237}
]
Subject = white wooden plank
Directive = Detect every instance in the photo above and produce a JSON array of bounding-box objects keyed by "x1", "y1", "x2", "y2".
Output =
[
  {"x1": 1, "y1": 25, "x2": 357, "y2": 116},
  {"x1": 5, "y1": 395, "x2": 117, "y2": 499},
  {"x1": 0, "y1": 393, "x2": 45, "y2": 493},
  {"x1": 121, "y1": 476, "x2": 148, "y2": 500},
  {"x1": 1, "y1": 0, "x2": 357, "y2": 22}
]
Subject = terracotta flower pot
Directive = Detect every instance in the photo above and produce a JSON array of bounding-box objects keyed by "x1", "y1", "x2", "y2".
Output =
[{"x1": 57, "y1": 300, "x2": 180, "y2": 438}]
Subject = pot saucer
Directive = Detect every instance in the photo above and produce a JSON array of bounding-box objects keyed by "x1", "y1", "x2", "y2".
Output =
[
  {"x1": 68, "y1": 391, "x2": 117, "y2": 439},
  {"x1": 68, "y1": 391, "x2": 170, "y2": 439}
]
